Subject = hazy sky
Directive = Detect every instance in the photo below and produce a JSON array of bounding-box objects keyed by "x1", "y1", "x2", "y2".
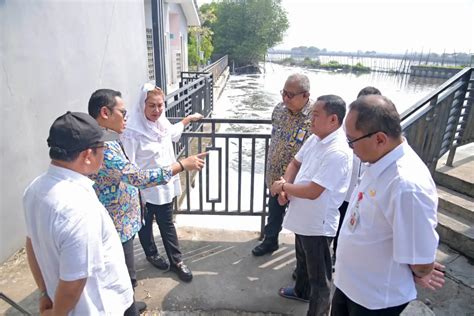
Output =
[
  {"x1": 277, "y1": 0, "x2": 473, "y2": 54},
  {"x1": 198, "y1": 0, "x2": 473, "y2": 54}
]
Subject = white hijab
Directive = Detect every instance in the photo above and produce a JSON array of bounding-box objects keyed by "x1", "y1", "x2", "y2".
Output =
[{"x1": 124, "y1": 82, "x2": 172, "y2": 141}]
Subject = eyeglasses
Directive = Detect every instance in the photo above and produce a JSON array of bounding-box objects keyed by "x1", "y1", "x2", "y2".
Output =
[
  {"x1": 347, "y1": 131, "x2": 380, "y2": 148},
  {"x1": 116, "y1": 108, "x2": 127, "y2": 118},
  {"x1": 280, "y1": 89, "x2": 306, "y2": 99}
]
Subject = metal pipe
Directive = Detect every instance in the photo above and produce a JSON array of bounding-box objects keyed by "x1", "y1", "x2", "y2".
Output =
[{"x1": 151, "y1": 0, "x2": 167, "y2": 93}]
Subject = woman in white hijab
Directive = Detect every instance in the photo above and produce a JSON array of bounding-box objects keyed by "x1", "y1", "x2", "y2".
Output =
[{"x1": 121, "y1": 83, "x2": 203, "y2": 282}]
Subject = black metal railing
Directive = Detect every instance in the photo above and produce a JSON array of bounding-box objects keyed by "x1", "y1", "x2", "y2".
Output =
[
  {"x1": 401, "y1": 67, "x2": 473, "y2": 172},
  {"x1": 171, "y1": 118, "x2": 272, "y2": 234},
  {"x1": 166, "y1": 72, "x2": 214, "y2": 157},
  {"x1": 0, "y1": 292, "x2": 31, "y2": 315},
  {"x1": 203, "y1": 55, "x2": 229, "y2": 84}
]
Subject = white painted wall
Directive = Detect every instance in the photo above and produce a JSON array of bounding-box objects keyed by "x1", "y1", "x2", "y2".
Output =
[{"x1": 0, "y1": 0, "x2": 149, "y2": 263}]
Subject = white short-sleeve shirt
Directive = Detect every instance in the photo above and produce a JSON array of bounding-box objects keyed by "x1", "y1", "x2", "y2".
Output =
[
  {"x1": 283, "y1": 129, "x2": 353, "y2": 236},
  {"x1": 23, "y1": 165, "x2": 133, "y2": 315},
  {"x1": 334, "y1": 141, "x2": 439, "y2": 309}
]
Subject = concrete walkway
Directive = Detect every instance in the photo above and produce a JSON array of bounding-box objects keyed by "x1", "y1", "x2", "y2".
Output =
[{"x1": 1, "y1": 227, "x2": 473, "y2": 315}]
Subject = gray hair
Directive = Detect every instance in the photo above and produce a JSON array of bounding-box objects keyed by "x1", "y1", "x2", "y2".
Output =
[{"x1": 286, "y1": 73, "x2": 310, "y2": 92}]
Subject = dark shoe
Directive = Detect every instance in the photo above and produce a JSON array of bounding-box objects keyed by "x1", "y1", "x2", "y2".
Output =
[
  {"x1": 170, "y1": 262, "x2": 193, "y2": 282},
  {"x1": 131, "y1": 279, "x2": 138, "y2": 288},
  {"x1": 146, "y1": 254, "x2": 169, "y2": 270},
  {"x1": 136, "y1": 301, "x2": 147, "y2": 312},
  {"x1": 252, "y1": 242, "x2": 279, "y2": 256},
  {"x1": 279, "y1": 286, "x2": 309, "y2": 303}
]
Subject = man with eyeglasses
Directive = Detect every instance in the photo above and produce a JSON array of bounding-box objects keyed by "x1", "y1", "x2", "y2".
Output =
[
  {"x1": 252, "y1": 73, "x2": 314, "y2": 256},
  {"x1": 88, "y1": 89, "x2": 206, "y2": 315},
  {"x1": 332, "y1": 95, "x2": 440, "y2": 315}
]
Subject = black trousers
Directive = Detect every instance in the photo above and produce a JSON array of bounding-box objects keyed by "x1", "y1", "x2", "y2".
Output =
[
  {"x1": 262, "y1": 194, "x2": 287, "y2": 244},
  {"x1": 331, "y1": 288, "x2": 408, "y2": 316},
  {"x1": 333, "y1": 201, "x2": 349, "y2": 255},
  {"x1": 123, "y1": 300, "x2": 138, "y2": 316},
  {"x1": 122, "y1": 238, "x2": 139, "y2": 316},
  {"x1": 294, "y1": 234, "x2": 333, "y2": 316},
  {"x1": 138, "y1": 202, "x2": 182, "y2": 266},
  {"x1": 122, "y1": 236, "x2": 136, "y2": 284}
]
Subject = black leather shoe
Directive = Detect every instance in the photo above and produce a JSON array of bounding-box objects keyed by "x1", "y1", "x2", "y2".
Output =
[
  {"x1": 136, "y1": 301, "x2": 147, "y2": 313},
  {"x1": 170, "y1": 262, "x2": 193, "y2": 282},
  {"x1": 252, "y1": 242, "x2": 279, "y2": 256},
  {"x1": 146, "y1": 255, "x2": 169, "y2": 270}
]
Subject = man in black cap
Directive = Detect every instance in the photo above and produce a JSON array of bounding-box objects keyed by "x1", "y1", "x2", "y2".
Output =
[{"x1": 23, "y1": 112, "x2": 135, "y2": 315}]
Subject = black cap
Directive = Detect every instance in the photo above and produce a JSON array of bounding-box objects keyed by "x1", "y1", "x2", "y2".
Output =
[{"x1": 47, "y1": 111, "x2": 118, "y2": 152}]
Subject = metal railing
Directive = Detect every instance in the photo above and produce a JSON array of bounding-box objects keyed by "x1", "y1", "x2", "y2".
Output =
[
  {"x1": 171, "y1": 118, "x2": 272, "y2": 235},
  {"x1": 0, "y1": 292, "x2": 31, "y2": 315},
  {"x1": 401, "y1": 67, "x2": 473, "y2": 172},
  {"x1": 202, "y1": 55, "x2": 229, "y2": 84},
  {"x1": 166, "y1": 72, "x2": 214, "y2": 157}
]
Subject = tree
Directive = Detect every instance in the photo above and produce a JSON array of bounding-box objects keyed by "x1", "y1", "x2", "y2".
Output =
[
  {"x1": 188, "y1": 3, "x2": 216, "y2": 69},
  {"x1": 211, "y1": 0, "x2": 289, "y2": 68}
]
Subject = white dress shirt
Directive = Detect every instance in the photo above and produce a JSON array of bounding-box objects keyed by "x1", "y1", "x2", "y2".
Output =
[
  {"x1": 23, "y1": 165, "x2": 133, "y2": 315},
  {"x1": 283, "y1": 129, "x2": 353, "y2": 236},
  {"x1": 334, "y1": 141, "x2": 439, "y2": 309}
]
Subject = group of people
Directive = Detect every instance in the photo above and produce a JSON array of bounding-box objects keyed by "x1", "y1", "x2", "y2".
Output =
[
  {"x1": 23, "y1": 73, "x2": 445, "y2": 315},
  {"x1": 24, "y1": 84, "x2": 205, "y2": 315},
  {"x1": 253, "y1": 73, "x2": 445, "y2": 315}
]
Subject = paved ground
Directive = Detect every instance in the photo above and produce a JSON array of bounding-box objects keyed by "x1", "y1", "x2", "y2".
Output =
[{"x1": 1, "y1": 226, "x2": 473, "y2": 315}]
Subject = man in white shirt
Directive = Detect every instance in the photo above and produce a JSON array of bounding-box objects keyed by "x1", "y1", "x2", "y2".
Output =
[
  {"x1": 23, "y1": 112, "x2": 134, "y2": 315},
  {"x1": 271, "y1": 95, "x2": 352, "y2": 316},
  {"x1": 332, "y1": 95, "x2": 440, "y2": 315}
]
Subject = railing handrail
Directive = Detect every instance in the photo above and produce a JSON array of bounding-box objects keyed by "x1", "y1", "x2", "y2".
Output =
[
  {"x1": 166, "y1": 74, "x2": 211, "y2": 100},
  {"x1": 400, "y1": 67, "x2": 472, "y2": 120},
  {"x1": 168, "y1": 117, "x2": 272, "y2": 124},
  {"x1": 399, "y1": 67, "x2": 473, "y2": 172}
]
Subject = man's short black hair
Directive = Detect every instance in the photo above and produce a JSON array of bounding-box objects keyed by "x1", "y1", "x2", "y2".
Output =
[
  {"x1": 49, "y1": 148, "x2": 81, "y2": 162},
  {"x1": 88, "y1": 89, "x2": 122, "y2": 118},
  {"x1": 316, "y1": 94, "x2": 346, "y2": 126},
  {"x1": 349, "y1": 95, "x2": 402, "y2": 138},
  {"x1": 357, "y1": 86, "x2": 381, "y2": 98},
  {"x1": 49, "y1": 147, "x2": 100, "y2": 162}
]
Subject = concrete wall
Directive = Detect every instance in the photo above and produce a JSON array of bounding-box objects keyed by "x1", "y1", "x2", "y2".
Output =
[
  {"x1": 0, "y1": 0, "x2": 149, "y2": 263},
  {"x1": 410, "y1": 66, "x2": 462, "y2": 79}
]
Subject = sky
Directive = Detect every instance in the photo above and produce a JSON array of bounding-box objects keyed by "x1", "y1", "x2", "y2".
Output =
[{"x1": 198, "y1": 0, "x2": 474, "y2": 54}]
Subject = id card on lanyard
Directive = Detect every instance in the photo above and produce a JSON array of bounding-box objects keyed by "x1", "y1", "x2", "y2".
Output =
[{"x1": 348, "y1": 192, "x2": 363, "y2": 232}]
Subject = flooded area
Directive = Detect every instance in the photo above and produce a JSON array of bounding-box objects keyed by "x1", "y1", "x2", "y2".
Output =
[{"x1": 215, "y1": 62, "x2": 446, "y2": 121}]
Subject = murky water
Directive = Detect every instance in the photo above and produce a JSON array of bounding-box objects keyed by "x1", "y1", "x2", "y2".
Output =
[{"x1": 214, "y1": 62, "x2": 446, "y2": 123}]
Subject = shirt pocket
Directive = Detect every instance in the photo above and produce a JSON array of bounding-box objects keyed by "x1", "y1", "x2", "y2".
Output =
[{"x1": 359, "y1": 195, "x2": 377, "y2": 229}]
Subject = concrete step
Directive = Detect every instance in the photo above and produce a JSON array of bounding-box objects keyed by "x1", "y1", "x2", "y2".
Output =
[
  {"x1": 434, "y1": 171, "x2": 474, "y2": 198},
  {"x1": 434, "y1": 143, "x2": 474, "y2": 198},
  {"x1": 437, "y1": 208, "x2": 474, "y2": 259},
  {"x1": 416, "y1": 243, "x2": 474, "y2": 315},
  {"x1": 437, "y1": 186, "x2": 474, "y2": 222}
]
